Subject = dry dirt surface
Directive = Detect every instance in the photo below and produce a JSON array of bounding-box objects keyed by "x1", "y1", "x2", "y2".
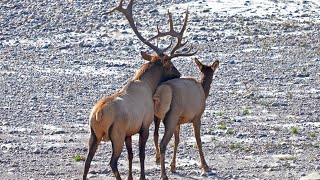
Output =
[{"x1": 1, "y1": 0, "x2": 320, "y2": 179}]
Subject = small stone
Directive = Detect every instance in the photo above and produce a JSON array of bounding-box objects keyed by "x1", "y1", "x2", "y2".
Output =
[
  {"x1": 45, "y1": 171, "x2": 55, "y2": 176},
  {"x1": 203, "y1": 9, "x2": 210, "y2": 13},
  {"x1": 121, "y1": 46, "x2": 130, "y2": 51},
  {"x1": 208, "y1": 171, "x2": 216, "y2": 176},
  {"x1": 300, "y1": 172, "x2": 320, "y2": 180},
  {"x1": 2, "y1": 122, "x2": 10, "y2": 126},
  {"x1": 280, "y1": 142, "x2": 288, "y2": 146},
  {"x1": 201, "y1": 172, "x2": 208, "y2": 176},
  {"x1": 226, "y1": 35, "x2": 236, "y2": 39},
  {"x1": 50, "y1": 129, "x2": 66, "y2": 135},
  {"x1": 47, "y1": 146, "x2": 54, "y2": 151},
  {"x1": 8, "y1": 168, "x2": 16, "y2": 172},
  {"x1": 101, "y1": 169, "x2": 109, "y2": 174},
  {"x1": 149, "y1": 9, "x2": 159, "y2": 14},
  {"x1": 33, "y1": 148, "x2": 40, "y2": 154}
]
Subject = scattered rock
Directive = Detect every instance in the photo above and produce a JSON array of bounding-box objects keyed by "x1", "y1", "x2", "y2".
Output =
[
  {"x1": 33, "y1": 148, "x2": 41, "y2": 154},
  {"x1": 300, "y1": 172, "x2": 320, "y2": 180},
  {"x1": 149, "y1": 9, "x2": 159, "y2": 14},
  {"x1": 45, "y1": 171, "x2": 55, "y2": 176}
]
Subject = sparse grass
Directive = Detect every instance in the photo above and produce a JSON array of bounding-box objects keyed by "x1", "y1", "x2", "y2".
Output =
[
  {"x1": 230, "y1": 142, "x2": 242, "y2": 149},
  {"x1": 215, "y1": 141, "x2": 227, "y2": 148},
  {"x1": 193, "y1": 143, "x2": 198, "y2": 149},
  {"x1": 278, "y1": 156, "x2": 297, "y2": 161},
  {"x1": 226, "y1": 129, "x2": 235, "y2": 134},
  {"x1": 287, "y1": 91, "x2": 293, "y2": 99},
  {"x1": 210, "y1": 136, "x2": 216, "y2": 142},
  {"x1": 217, "y1": 125, "x2": 227, "y2": 130},
  {"x1": 310, "y1": 132, "x2": 317, "y2": 137},
  {"x1": 291, "y1": 127, "x2": 298, "y2": 134},
  {"x1": 282, "y1": 21, "x2": 295, "y2": 29},
  {"x1": 207, "y1": 127, "x2": 214, "y2": 133},
  {"x1": 273, "y1": 127, "x2": 281, "y2": 131},
  {"x1": 216, "y1": 111, "x2": 225, "y2": 116},
  {"x1": 242, "y1": 108, "x2": 250, "y2": 115},
  {"x1": 73, "y1": 154, "x2": 83, "y2": 162},
  {"x1": 243, "y1": 146, "x2": 252, "y2": 153},
  {"x1": 226, "y1": 118, "x2": 233, "y2": 123},
  {"x1": 314, "y1": 143, "x2": 319, "y2": 148}
]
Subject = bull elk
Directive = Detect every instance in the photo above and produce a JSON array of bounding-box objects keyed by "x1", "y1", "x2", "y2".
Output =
[
  {"x1": 153, "y1": 58, "x2": 219, "y2": 179},
  {"x1": 83, "y1": 0, "x2": 198, "y2": 179}
]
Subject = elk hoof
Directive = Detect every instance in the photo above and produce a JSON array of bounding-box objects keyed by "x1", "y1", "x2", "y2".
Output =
[
  {"x1": 161, "y1": 174, "x2": 168, "y2": 180},
  {"x1": 156, "y1": 157, "x2": 160, "y2": 165},
  {"x1": 170, "y1": 164, "x2": 176, "y2": 173},
  {"x1": 139, "y1": 176, "x2": 145, "y2": 180},
  {"x1": 202, "y1": 164, "x2": 210, "y2": 172}
]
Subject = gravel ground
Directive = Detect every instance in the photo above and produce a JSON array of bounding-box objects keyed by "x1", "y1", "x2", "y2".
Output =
[{"x1": 1, "y1": 0, "x2": 320, "y2": 179}]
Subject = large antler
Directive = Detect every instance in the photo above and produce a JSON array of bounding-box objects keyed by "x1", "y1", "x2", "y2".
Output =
[
  {"x1": 107, "y1": 0, "x2": 170, "y2": 55},
  {"x1": 107, "y1": 0, "x2": 198, "y2": 58},
  {"x1": 147, "y1": 9, "x2": 199, "y2": 59}
]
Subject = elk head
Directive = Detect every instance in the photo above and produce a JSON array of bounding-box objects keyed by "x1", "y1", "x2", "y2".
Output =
[
  {"x1": 194, "y1": 58, "x2": 220, "y2": 79},
  {"x1": 107, "y1": 0, "x2": 199, "y2": 81}
]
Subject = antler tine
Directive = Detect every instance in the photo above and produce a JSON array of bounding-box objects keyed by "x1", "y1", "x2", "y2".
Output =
[
  {"x1": 107, "y1": 0, "x2": 163, "y2": 55},
  {"x1": 106, "y1": 0, "x2": 124, "y2": 15},
  {"x1": 162, "y1": 38, "x2": 173, "y2": 52},
  {"x1": 180, "y1": 8, "x2": 189, "y2": 34},
  {"x1": 169, "y1": 9, "x2": 190, "y2": 57},
  {"x1": 170, "y1": 46, "x2": 200, "y2": 58},
  {"x1": 168, "y1": 10, "x2": 174, "y2": 32},
  {"x1": 147, "y1": 10, "x2": 181, "y2": 42}
]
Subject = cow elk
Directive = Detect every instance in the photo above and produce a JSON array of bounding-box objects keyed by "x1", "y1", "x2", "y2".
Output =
[
  {"x1": 83, "y1": 0, "x2": 198, "y2": 179},
  {"x1": 153, "y1": 58, "x2": 220, "y2": 179}
]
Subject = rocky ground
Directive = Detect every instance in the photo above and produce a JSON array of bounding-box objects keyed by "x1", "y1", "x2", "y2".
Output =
[{"x1": 1, "y1": 0, "x2": 320, "y2": 179}]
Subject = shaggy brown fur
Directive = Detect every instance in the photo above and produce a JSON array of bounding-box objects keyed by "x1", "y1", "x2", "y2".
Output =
[{"x1": 153, "y1": 58, "x2": 219, "y2": 179}]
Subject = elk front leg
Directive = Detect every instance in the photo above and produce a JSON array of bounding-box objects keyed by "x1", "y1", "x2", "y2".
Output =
[
  {"x1": 125, "y1": 136, "x2": 133, "y2": 180},
  {"x1": 170, "y1": 125, "x2": 180, "y2": 173},
  {"x1": 139, "y1": 128, "x2": 149, "y2": 180},
  {"x1": 153, "y1": 116, "x2": 161, "y2": 164},
  {"x1": 83, "y1": 128, "x2": 99, "y2": 180},
  {"x1": 193, "y1": 120, "x2": 209, "y2": 172}
]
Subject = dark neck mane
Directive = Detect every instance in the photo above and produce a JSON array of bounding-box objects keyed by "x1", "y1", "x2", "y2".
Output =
[
  {"x1": 132, "y1": 61, "x2": 162, "y2": 94},
  {"x1": 200, "y1": 74, "x2": 213, "y2": 99}
]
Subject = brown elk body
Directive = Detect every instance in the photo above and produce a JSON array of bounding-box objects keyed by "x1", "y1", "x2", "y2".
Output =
[
  {"x1": 83, "y1": 0, "x2": 199, "y2": 179},
  {"x1": 83, "y1": 53, "x2": 180, "y2": 180},
  {"x1": 153, "y1": 58, "x2": 220, "y2": 179}
]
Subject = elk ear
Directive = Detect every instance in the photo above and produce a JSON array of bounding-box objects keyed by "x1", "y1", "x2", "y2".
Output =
[
  {"x1": 211, "y1": 60, "x2": 220, "y2": 72},
  {"x1": 140, "y1": 51, "x2": 153, "y2": 61},
  {"x1": 194, "y1": 58, "x2": 203, "y2": 70}
]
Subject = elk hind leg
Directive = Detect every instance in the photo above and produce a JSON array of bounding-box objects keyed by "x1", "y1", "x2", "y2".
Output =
[
  {"x1": 125, "y1": 136, "x2": 133, "y2": 180},
  {"x1": 83, "y1": 128, "x2": 99, "y2": 180},
  {"x1": 170, "y1": 125, "x2": 180, "y2": 173},
  {"x1": 193, "y1": 120, "x2": 209, "y2": 172},
  {"x1": 110, "y1": 131, "x2": 125, "y2": 180},
  {"x1": 160, "y1": 111, "x2": 178, "y2": 180},
  {"x1": 139, "y1": 127, "x2": 149, "y2": 180},
  {"x1": 153, "y1": 116, "x2": 161, "y2": 164}
]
